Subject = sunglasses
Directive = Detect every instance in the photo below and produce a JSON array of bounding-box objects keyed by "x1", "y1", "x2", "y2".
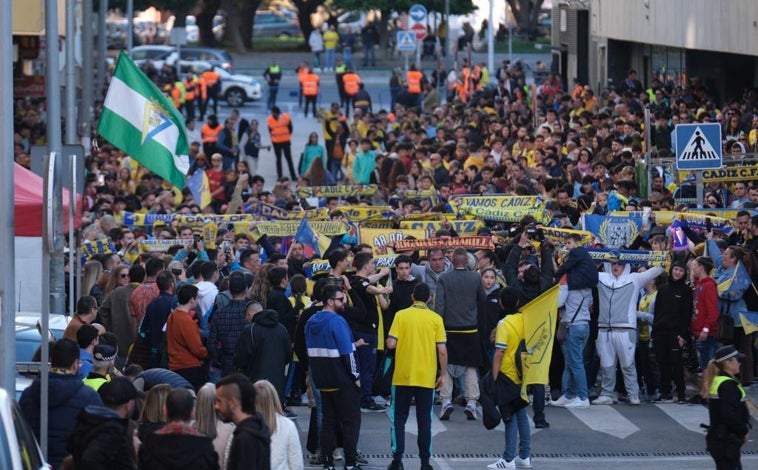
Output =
[{"x1": 119, "y1": 273, "x2": 129, "y2": 279}]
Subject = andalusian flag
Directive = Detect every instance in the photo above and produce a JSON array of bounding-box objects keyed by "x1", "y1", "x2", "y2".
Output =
[
  {"x1": 98, "y1": 52, "x2": 190, "y2": 188},
  {"x1": 519, "y1": 284, "x2": 560, "y2": 400}
]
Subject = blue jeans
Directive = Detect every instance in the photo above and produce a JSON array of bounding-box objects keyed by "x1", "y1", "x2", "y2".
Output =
[
  {"x1": 343, "y1": 47, "x2": 353, "y2": 68},
  {"x1": 363, "y1": 44, "x2": 375, "y2": 66},
  {"x1": 354, "y1": 332, "x2": 377, "y2": 404},
  {"x1": 697, "y1": 336, "x2": 719, "y2": 371},
  {"x1": 503, "y1": 407, "x2": 530, "y2": 462},
  {"x1": 324, "y1": 48, "x2": 336, "y2": 69},
  {"x1": 561, "y1": 322, "x2": 590, "y2": 400}
]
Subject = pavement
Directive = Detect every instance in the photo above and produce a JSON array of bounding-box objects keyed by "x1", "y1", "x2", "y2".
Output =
[{"x1": 211, "y1": 49, "x2": 549, "y2": 188}]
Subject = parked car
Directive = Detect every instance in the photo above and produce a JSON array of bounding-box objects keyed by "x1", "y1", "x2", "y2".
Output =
[
  {"x1": 15, "y1": 313, "x2": 68, "y2": 399},
  {"x1": 0, "y1": 388, "x2": 48, "y2": 469},
  {"x1": 182, "y1": 62, "x2": 263, "y2": 106},
  {"x1": 253, "y1": 10, "x2": 302, "y2": 39},
  {"x1": 131, "y1": 46, "x2": 233, "y2": 72},
  {"x1": 129, "y1": 45, "x2": 175, "y2": 65}
]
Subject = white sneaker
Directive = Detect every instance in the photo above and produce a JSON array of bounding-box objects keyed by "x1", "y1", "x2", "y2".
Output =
[
  {"x1": 564, "y1": 397, "x2": 590, "y2": 408},
  {"x1": 549, "y1": 395, "x2": 571, "y2": 407},
  {"x1": 333, "y1": 448, "x2": 343, "y2": 461},
  {"x1": 515, "y1": 456, "x2": 532, "y2": 468},
  {"x1": 373, "y1": 395, "x2": 389, "y2": 406},
  {"x1": 591, "y1": 395, "x2": 616, "y2": 405},
  {"x1": 487, "y1": 458, "x2": 515, "y2": 469},
  {"x1": 629, "y1": 395, "x2": 641, "y2": 405}
]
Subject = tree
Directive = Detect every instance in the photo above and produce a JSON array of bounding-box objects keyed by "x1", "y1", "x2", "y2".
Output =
[
  {"x1": 290, "y1": 0, "x2": 328, "y2": 44},
  {"x1": 506, "y1": 0, "x2": 545, "y2": 40},
  {"x1": 329, "y1": 0, "x2": 475, "y2": 57}
]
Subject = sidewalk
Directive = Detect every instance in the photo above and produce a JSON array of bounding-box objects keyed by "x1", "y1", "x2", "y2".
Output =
[{"x1": 229, "y1": 49, "x2": 550, "y2": 75}]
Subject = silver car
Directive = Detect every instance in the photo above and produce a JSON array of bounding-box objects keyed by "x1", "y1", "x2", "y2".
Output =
[
  {"x1": 0, "y1": 388, "x2": 48, "y2": 469},
  {"x1": 253, "y1": 10, "x2": 302, "y2": 39}
]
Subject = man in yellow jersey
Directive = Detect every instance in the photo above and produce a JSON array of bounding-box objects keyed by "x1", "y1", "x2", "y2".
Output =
[
  {"x1": 386, "y1": 283, "x2": 447, "y2": 470},
  {"x1": 488, "y1": 287, "x2": 531, "y2": 470}
]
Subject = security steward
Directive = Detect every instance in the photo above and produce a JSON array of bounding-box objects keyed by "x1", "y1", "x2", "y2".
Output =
[
  {"x1": 183, "y1": 73, "x2": 198, "y2": 120},
  {"x1": 406, "y1": 64, "x2": 424, "y2": 110},
  {"x1": 704, "y1": 345, "x2": 751, "y2": 470},
  {"x1": 200, "y1": 66, "x2": 221, "y2": 118},
  {"x1": 266, "y1": 106, "x2": 297, "y2": 180},
  {"x1": 341, "y1": 67, "x2": 361, "y2": 119},
  {"x1": 302, "y1": 69, "x2": 320, "y2": 118}
]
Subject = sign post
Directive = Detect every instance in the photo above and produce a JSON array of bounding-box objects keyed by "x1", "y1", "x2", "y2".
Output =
[
  {"x1": 675, "y1": 122, "x2": 723, "y2": 208},
  {"x1": 409, "y1": 4, "x2": 427, "y2": 68}
]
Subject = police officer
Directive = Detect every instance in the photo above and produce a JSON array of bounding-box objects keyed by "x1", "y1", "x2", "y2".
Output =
[
  {"x1": 263, "y1": 59, "x2": 282, "y2": 111},
  {"x1": 704, "y1": 345, "x2": 751, "y2": 470}
]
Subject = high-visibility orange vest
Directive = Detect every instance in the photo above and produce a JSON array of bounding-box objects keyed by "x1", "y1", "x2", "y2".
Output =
[
  {"x1": 184, "y1": 77, "x2": 197, "y2": 100},
  {"x1": 297, "y1": 66, "x2": 309, "y2": 84},
  {"x1": 201, "y1": 70, "x2": 220, "y2": 88},
  {"x1": 267, "y1": 113, "x2": 292, "y2": 143},
  {"x1": 343, "y1": 73, "x2": 360, "y2": 96},
  {"x1": 407, "y1": 70, "x2": 423, "y2": 94},
  {"x1": 198, "y1": 76, "x2": 208, "y2": 100},
  {"x1": 462, "y1": 67, "x2": 471, "y2": 94},
  {"x1": 302, "y1": 73, "x2": 319, "y2": 96},
  {"x1": 201, "y1": 124, "x2": 222, "y2": 143}
]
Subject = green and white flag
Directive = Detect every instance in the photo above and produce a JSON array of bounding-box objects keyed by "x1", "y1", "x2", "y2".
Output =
[{"x1": 98, "y1": 52, "x2": 190, "y2": 188}]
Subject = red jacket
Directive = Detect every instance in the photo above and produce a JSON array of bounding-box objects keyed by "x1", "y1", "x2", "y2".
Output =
[
  {"x1": 691, "y1": 277, "x2": 719, "y2": 337},
  {"x1": 167, "y1": 308, "x2": 209, "y2": 370}
]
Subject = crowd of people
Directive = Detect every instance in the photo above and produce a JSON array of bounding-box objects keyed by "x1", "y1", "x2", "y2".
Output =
[{"x1": 11, "y1": 35, "x2": 758, "y2": 470}]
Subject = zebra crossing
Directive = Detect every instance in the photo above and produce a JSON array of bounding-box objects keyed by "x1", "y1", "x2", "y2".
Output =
[{"x1": 367, "y1": 399, "x2": 712, "y2": 447}]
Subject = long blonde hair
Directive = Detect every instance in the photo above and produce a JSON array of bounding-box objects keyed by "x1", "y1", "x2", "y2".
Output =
[
  {"x1": 81, "y1": 260, "x2": 103, "y2": 300},
  {"x1": 105, "y1": 264, "x2": 130, "y2": 295},
  {"x1": 701, "y1": 358, "x2": 728, "y2": 399},
  {"x1": 254, "y1": 380, "x2": 283, "y2": 434},
  {"x1": 249, "y1": 264, "x2": 274, "y2": 307},
  {"x1": 139, "y1": 384, "x2": 171, "y2": 424},
  {"x1": 193, "y1": 383, "x2": 219, "y2": 439}
]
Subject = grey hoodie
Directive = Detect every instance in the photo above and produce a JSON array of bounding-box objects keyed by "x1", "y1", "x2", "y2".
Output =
[{"x1": 411, "y1": 258, "x2": 453, "y2": 300}]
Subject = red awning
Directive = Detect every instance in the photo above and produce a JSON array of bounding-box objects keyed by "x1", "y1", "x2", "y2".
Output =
[{"x1": 14, "y1": 162, "x2": 81, "y2": 237}]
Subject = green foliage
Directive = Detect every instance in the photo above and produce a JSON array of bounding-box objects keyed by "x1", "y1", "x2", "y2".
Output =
[{"x1": 329, "y1": 0, "x2": 475, "y2": 16}]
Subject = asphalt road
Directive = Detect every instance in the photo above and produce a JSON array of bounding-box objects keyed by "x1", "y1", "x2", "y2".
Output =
[{"x1": 285, "y1": 399, "x2": 758, "y2": 469}]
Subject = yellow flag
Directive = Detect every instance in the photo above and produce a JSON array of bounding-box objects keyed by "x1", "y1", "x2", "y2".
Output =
[
  {"x1": 739, "y1": 313, "x2": 758, "y2": 335},
  {"x1": 519, "y1": 285, "x2": 560, "y2": 400}
]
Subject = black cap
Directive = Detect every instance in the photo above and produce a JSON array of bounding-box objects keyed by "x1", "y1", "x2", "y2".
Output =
[
  {"x1": 98, "y1": 377, "x2": 145, "y2": 406},
  {"x1": 93, "y1": 344, "x2": 118, "y2": 363},
  {"x1": 649, "y1": 225, "x2": 667, "y2": 237},
  {"x1": 713, "y1": 345, "x2": 745, "y2": 363}
]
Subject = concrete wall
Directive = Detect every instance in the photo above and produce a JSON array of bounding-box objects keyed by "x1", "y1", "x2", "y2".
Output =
[{"x1": 590, "y1": 0, "x2": 758, "y2": 58}]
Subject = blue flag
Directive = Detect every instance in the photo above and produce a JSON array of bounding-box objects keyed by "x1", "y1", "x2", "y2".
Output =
[
  {"x1": 185, "y1": 169, "x2": 212, "y2": 208},
  {"x1": 295, "y1": 217, "x2": 329, "y2": 257}
]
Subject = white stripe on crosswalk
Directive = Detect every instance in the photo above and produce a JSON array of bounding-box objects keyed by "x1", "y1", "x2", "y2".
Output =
[
  {"x1": 655, "y1": 403, "x2": 708, "y2": 435},
  {"x1": 399, "y1": 407, "x2": 448, "y2": 437},
  {"x1": 566, "y1": 406, "x2": 640, "y2": 439}
]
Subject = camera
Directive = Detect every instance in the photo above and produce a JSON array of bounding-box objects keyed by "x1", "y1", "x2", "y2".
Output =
[
  {"x1": 525, "y1": 223, "x2": 545, "y2": 242},
  {"x1": 326, "y1": 276, "x2": 345, "y2": 289}
]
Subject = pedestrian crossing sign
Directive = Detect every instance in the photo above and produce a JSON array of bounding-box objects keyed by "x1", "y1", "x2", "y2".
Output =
[
  {"x1": 675, "y1": 122, "x2": 722, "y2": 170},
  {"x1": 396, "y1": 31, "x2": 417, "y2": 52}
]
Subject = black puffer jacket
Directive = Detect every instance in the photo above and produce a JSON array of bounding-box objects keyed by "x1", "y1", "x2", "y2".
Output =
[
  {"x1": 227, "y1": 414, "x2": 271, "y2": 470},
  {"x1": 67, "y1": 405, "x2": 135, "y2": 470},
  {"x1": 138, "y1": 424, "x2": 218, "y2": 470}
]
